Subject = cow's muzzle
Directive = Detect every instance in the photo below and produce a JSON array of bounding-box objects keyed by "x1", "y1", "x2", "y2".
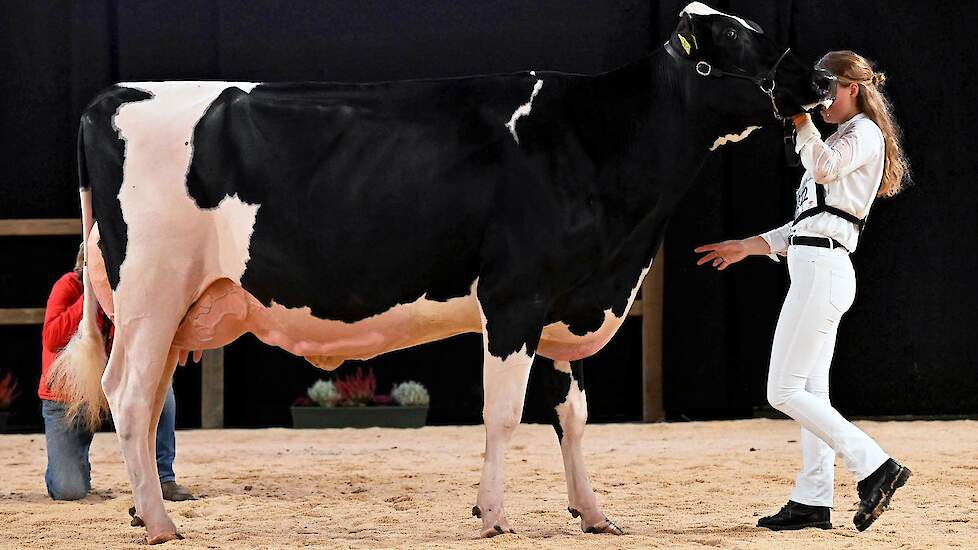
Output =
[{"x1": 806, "y1": 68, "x2": 838, "y2": 111}]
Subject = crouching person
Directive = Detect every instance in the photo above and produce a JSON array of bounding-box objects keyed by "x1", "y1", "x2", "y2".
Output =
[{"x1": 39, "y1": 245, "x2": 195, "y2": 501}]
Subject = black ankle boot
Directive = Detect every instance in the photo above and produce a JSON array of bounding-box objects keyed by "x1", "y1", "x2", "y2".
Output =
[
  {"x1": 854, "y1": 458, "x2": 912, "y2": 531},
  {"x1": 757, "y1": 500, "x2": 832, "y2": 531}
]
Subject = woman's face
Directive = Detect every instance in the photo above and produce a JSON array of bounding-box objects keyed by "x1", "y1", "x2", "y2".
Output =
[{"x1": 820, "y1": 81, "x2": 860, "y2": 124}]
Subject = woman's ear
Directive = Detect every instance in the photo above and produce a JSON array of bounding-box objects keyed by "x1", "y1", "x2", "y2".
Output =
[{"x1": 850, "y1": 82, "x2": 860, "y2": 98}]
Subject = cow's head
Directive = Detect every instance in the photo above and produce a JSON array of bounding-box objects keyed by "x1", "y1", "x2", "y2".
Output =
[{"x1": 666, "y1": 3, "x2": 835, "y2": 126}]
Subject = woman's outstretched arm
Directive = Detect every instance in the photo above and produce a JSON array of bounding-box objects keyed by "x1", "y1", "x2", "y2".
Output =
[{"x1": 693, "y1": 235, "x2": 775, "y2": 271}]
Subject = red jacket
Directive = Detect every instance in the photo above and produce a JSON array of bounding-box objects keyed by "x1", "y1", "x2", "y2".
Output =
[{"x1": 38, "y1": 272, "x2": 113, "y2": 402}]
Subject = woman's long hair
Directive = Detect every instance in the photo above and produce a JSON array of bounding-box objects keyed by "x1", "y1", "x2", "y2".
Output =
[{"x1": 817, "y1": 51, "x2": 911, "y2": 197}]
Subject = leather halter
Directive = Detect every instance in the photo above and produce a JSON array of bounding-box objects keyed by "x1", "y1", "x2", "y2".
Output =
[{"x1": 664, "y1": 39, "x2": 793, "y2": 121}]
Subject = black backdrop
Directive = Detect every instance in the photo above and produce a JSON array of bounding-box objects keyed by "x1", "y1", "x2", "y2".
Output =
[{"x1": 1, "y1": 1, "x2": 975, "y2": 429}]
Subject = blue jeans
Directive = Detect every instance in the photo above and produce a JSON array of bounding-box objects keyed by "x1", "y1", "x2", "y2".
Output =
[{"x1": 42, "y1": 384, "x2": 177, "y2": 500}]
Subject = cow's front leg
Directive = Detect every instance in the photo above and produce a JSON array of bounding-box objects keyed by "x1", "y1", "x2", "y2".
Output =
[
  {"x1": 473, "y1": 300, "x2": 540, "y2": 537},
  {"x1": 548, "y1": 360, "x2": 623, "y2": 535},
  {"x1": 474, "y1": 344, "x2": 533, "y2": 537}
]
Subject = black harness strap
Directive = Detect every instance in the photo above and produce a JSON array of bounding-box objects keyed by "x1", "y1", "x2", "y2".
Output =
[{"x1": 792, "y1": 183, "x2": 866, "y2": 229}]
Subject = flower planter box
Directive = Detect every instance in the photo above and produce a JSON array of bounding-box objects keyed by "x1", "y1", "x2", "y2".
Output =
[{"x1": 290, "y1": 405, "x2": 428, "y2": 429}]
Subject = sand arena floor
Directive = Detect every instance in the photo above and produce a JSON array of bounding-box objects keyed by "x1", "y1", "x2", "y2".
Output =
[{"x1": 0, "y1": 419, "x2": 975, "y2": 549}]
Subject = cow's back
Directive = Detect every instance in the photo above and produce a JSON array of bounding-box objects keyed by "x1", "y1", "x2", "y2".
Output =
[
  {"x1": 81, "y1": 77, "x2": 555, "y2": 328},
  {"x1": 182, "y1": 80, "x2": 526, "y2": 322}
]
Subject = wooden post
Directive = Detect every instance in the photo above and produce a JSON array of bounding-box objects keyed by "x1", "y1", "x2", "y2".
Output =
[
  {"x1": 642, "y1": 244, "x2": 666, "y2": 422},
  {"x1": 200, "y1": 348, "x2": 225, "y2": 429},
  {"x1": 0, "y1": 218, "x2": 81, "y2": 236}
]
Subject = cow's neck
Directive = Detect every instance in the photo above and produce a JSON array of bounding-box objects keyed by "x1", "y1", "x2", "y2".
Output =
[{"x1": 577, "y1": 47, "x2": 742, "y2": 267}]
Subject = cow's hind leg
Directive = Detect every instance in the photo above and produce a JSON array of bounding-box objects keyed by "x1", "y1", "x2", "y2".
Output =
[
  {"x1": 472, "y1": 299, "x2": 542, "y2": 537},
  {"x1": 102, "y1": 300, "x2": 185, "y2": 544},
  {"x1": 128, "y1": 348, "x2": 179, "y2": 529},
  {"x1": 544, "y1": 360, "x2": 623, "y2": 535}
]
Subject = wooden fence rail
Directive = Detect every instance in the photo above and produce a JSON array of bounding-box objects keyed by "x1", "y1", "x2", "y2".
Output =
[
  {"x1": 1, "y1": 218, "x2": 665, "y2": 425},
  {"x1": 0, "y1": 218, "x2": 81, "y2": 236}
]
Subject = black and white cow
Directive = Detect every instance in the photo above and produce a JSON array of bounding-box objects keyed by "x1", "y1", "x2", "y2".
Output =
[{"x1": 51, "y1": 2, "x2": 833, "y2": 543}]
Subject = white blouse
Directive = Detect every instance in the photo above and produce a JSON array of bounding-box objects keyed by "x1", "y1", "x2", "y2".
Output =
[{"x1": 759, "y1": 112, "x2": 885, "y2": 260}]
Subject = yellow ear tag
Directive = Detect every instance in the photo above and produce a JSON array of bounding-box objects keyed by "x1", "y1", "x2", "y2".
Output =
[{"x1": 679, "y1": 34, "x2": 692, "y2": 56}]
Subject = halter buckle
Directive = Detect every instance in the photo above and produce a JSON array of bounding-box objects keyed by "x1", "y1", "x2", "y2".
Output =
[
  {"x1": 695, "y1": 61, "x2": 712, "y2": 77},
  {"x1": 759, "y1": 78, "x2": 775, "y2": 95}
]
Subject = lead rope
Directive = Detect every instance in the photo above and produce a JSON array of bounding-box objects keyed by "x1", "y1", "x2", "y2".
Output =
[{"x1": 784, "y1": 120, "x2": 799, "y2": 166}]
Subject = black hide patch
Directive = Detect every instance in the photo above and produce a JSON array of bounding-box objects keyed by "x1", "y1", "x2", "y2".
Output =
[
  {"x1": 531, "y1": 358, "x2": 585, "y2": 441},
  {"x1": 185, "y1": 80, "x2": 515, "y2": 322},
  {"x1": 85, "y1": 49, "x2": 722, "y2": 359},
  {"x1": 182, "y1": 70, "x2": 664, "y2": 359},
  {"x1": 79, "y1": 86, "x2": 154, "y2": 290}
]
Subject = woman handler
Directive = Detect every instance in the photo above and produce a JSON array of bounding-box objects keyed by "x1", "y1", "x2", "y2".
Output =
[{"x1": 694, "y1": 51, "x2": 911, "y2": 532}]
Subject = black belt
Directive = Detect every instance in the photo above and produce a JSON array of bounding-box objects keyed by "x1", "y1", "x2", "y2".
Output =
[{"x1": 789, "y1": 235, "x2": 849, "y2": 252}]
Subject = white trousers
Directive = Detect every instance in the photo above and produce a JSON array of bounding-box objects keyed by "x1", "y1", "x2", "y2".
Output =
[{"x1": 767, "y1": 244, "x2": 889, "y2": 508}]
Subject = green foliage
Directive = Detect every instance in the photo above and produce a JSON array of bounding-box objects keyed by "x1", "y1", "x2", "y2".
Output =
[
  {"x1": 391, "y1": 381, "x2": 430, "y2": 407},
  {"x1": 307, "y1": 379, "x2": 340, "y2": 407}
]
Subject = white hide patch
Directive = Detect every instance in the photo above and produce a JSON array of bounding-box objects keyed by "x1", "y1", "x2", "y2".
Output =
[
  {"x1": 112, "y1": 82, "x2": 262, "y2": 296},
  {"x1": 681, "y1": 2, "x2": 761, "y2": 33},
  {"x1": 505, "y1": 71, "x2": 543, "y2": 145},
  {"x1": 554, "y1": 376, "x2": 587, "y2": 431},
  {"x1": 213, "y1": 193, "x2": 262, "y2": 282},
  {"x1": 802, "y1": 98, "x2": 835, "y2": 112},
  {"x1": 709, "y1": 126, "x2": 761, "y2": 151},
  {"x1": 558, "y1": 378, "x2": 585, "y2": 408}
]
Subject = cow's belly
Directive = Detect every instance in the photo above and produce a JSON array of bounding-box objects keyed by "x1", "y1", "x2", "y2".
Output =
[
  {"x1": 88, "y1": 224, "x2": 480, "y2": 366},
  {"x1": 170, "y1": 278, "x2": 482, "y2": 367},
  {"x1": 538, "y1": 260, "x2": 652, "y2": 362},
  {"x1": 539, "y1": 311, "x2": 629, "y2": 361},
  {"x1": 89, "y1": 221, "x2": 647, "y2": 365}
]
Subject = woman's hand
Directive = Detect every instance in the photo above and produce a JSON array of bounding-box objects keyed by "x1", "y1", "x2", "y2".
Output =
[
  {"x1": 694, "y1": 236, "x2": 770, "y2": 271},
  {"x1": 792, "y1": 112, "x2": 811, "y2": 128}
]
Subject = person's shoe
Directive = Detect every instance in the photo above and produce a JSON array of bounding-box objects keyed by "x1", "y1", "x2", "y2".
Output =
[
  {"x1": 757, "y1": 500, "x2": 832, "y2": 531},
  {"x1": 854, "y1": 459, "x2": 911, "y2": 532},
  {"x1": 161, "y1": 481, "x2": 196, "y2": 502}
]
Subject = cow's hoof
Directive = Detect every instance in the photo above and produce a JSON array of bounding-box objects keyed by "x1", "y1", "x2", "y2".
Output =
[
  {"x1": 583, "y1": 517, "x2": 625, "y2": 535},
  {"x1": 474, "y1": 503, "x2": 514, "y2": 537},
  {"x1": 146, "y1": 532, "x2": 184, "y2": 545},
  {"x1": 128, "y1": 507, "x2": 145, "y2": 527},
  {"x1": 480, "y1": 524, "x2": 516, "y2": 538}
]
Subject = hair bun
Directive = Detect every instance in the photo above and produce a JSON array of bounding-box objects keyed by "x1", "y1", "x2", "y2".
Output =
[{"x1": 871, "y1": 72, "x2": 886, "y2": 87}]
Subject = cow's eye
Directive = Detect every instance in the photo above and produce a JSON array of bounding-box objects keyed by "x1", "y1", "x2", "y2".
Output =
[{"x1": 724, "y1": 28, "x2": 738, "y2": 41}]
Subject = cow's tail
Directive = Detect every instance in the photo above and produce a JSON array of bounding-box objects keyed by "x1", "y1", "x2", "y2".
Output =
[{"x1": 48, "y1": 126, "x2": 110, "y2": 432}]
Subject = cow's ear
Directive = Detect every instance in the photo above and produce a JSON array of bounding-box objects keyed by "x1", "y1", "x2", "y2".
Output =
[
  {"x1": 676, "y1": 13, "x2": 698, "y2": 56},
  {"x1": 744, "y1": 17, "x2": 765, "y2": 34}
]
